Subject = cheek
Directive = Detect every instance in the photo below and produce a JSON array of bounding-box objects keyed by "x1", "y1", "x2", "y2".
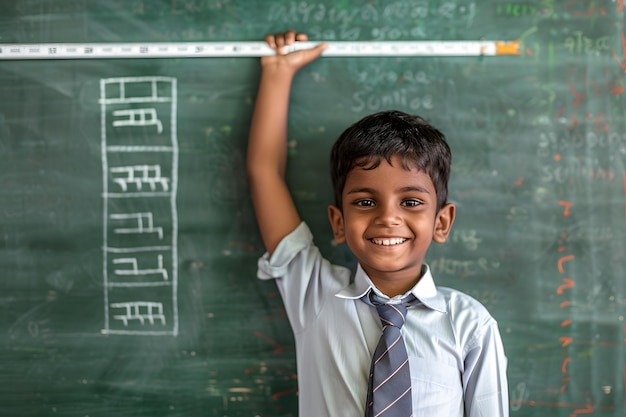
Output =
[
  {"x1": 343, "y1": 212, "x2": 369, "y2": 230},
  {"x1": 340, "y1": 215, "x2": 359, "y2": 234}
]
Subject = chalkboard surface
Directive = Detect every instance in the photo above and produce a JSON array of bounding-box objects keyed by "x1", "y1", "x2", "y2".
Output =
[{"x1": 1, "y1": 1, "x2": 625, "y2": 416}]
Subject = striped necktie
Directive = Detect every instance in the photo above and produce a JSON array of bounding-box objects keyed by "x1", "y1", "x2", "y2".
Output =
[{"x1": 364, "y1": 294, "x2": 414, "y2": 417}]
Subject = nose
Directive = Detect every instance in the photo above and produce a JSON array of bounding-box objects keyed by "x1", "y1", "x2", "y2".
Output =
[{"x1": 374, "y1": 202, "x2": 402, "y2": 226}]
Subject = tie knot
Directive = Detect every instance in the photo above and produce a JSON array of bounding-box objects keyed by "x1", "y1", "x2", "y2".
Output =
[{"x1": 375, "y1": 302, "x2": 408, "y2": 329}]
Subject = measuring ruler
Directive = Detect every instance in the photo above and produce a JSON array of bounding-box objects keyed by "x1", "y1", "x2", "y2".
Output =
[{"x1": 0, "y1": 41, "x2": 520, "y2": 60}]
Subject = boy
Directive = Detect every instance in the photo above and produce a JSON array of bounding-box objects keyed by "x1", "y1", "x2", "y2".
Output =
[{"x1": 247, "y1": 30, "x2": 508, "y2": 417}]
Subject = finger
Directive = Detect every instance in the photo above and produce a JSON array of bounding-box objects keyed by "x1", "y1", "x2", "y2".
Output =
[
  {"x1": 284, "y1": 29, "x2": 297, "y2": 45},
  {"x1": 295, "y1": 32, "x2": 309, "y2": 42},
  {"x1": 274, "y1": 32, "x2": 287, "y2": 48},
  {"x1": 264, "y1": 33, "x2": 276, "y2": 48},
  {"x1": 274, "y1": 32, "x2": 286, "y2": 48},
  {"x1": 274, "y1": 32, "x2": 287, "y2": 54}
]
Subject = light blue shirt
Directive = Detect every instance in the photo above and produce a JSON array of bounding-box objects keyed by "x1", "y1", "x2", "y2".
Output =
[{"x1": 258, "y1": 222, "x2": 509, "y2": 417}]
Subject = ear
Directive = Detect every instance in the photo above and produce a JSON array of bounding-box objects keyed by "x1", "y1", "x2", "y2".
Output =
[
  {"x1": 327, "y1": 204, "x2": 346, "y2": 244},
  {"x1": 433, "y1": 203, "x2": 456, "y2": 243}
]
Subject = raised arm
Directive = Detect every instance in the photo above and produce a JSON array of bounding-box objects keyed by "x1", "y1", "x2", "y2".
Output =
[{"x1": 247, "y1": 30, "x2": 327, "y2": 255}]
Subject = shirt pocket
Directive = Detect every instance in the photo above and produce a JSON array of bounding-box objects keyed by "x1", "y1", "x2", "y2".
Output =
[{"x1": 409, "y1": 357, "x2": 463, "y2": 416}]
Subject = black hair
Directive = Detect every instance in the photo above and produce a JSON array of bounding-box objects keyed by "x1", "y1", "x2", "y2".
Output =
[{"x1": 330, "y1": 110, "x2": 451, "y2": 211}]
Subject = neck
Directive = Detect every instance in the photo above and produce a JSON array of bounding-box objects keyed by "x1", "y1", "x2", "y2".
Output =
[{"x1": 371, "y1": 276, "x2": 421, "y2": 298}]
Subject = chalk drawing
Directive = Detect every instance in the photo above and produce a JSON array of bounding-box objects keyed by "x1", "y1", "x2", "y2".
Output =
[
  {"x1": 112, "y1": 108, "x2": 164, "y2": 133},
  {"x1": 111, "y1": 165, "x2": 170, "y2": 192},
  {"x1": 101, "y1": 76, "x2": 178, "y2": 336},
  {"x1": 110, "y1": 212, "x2": 164, "y2": 239},
  {"x1": 113, "y1": 254, "x2": 169, "y2": 280},
  {"x1": 111, "y1": 301, "x2": 167, "y2": 326}
]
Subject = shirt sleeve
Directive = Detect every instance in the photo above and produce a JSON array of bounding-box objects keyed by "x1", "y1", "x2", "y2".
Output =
[
  {"x1": 257, "y1": 222, "x2": 344, "y2": 334},
  {"x1": 257, "y1": 222, "x2": 315, "y2": 281},
  {"x1": 463, "y1": 318, "x2": 509, "y2": 417}
]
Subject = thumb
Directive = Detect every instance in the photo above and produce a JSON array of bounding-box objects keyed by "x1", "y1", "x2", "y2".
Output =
[
  {"x1": 309, "y1": 42, "x2": 328, "y2": 58},
  {"x1": 294, "y1": 42, "x2": 328, "y2": 66}
]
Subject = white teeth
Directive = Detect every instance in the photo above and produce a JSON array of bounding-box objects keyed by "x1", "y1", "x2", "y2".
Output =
[{"x1": 371, "y1": 238, "x2": 407, "y2": 246}]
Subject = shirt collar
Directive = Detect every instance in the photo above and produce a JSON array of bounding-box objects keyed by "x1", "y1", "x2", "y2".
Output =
[{"x1": 335, "y1": 263, "x2": 447, "y2": 313}]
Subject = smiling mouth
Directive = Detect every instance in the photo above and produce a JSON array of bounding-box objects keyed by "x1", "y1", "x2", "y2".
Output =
[{"x1": 370, "y1": 238, "x2": 408, "y2": 246}]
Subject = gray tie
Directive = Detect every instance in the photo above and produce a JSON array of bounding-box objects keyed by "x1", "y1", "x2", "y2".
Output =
[{"x1": 364, "y1": 294, "x2": 414, "y2": 417}]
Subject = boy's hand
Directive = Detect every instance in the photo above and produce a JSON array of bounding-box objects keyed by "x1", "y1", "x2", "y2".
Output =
[{"x1": 262, "y1": 29, "x2": 327, "y2": 72}]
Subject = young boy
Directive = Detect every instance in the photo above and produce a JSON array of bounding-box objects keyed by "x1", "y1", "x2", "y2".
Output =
[{"x1": 247, "y1": 30, "x2": 509, "y2": 417}]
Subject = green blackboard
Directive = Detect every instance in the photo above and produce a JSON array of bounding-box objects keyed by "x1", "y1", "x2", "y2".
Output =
[{"x1": 1, "y1": 1, "x2": 625, "y2": 416}]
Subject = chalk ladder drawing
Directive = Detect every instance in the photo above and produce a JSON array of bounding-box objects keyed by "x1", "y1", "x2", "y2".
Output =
[{"x1": 100, "y1": 76, "x2": 179, "y2": 336}]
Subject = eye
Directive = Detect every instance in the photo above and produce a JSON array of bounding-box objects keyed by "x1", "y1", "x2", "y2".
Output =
[
  {"x1": 402, "y1": 199, "x2": 423, "y2": 207},
  {"x1": 354, "y1": 199, "x2": 375, "y2": 207}
]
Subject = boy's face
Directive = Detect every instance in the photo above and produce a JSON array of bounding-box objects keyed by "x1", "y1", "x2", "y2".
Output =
[{"x1": 328, "y1": 155, "x2": 455, "y2": 296}]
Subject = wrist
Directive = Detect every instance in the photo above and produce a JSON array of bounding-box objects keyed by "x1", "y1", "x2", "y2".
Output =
[{"x1": 260, "y1": 58, "x2": 298, "y2": 78}]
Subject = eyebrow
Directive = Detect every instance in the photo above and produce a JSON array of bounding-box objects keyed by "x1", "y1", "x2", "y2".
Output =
[{"x1": 346, "y1": 186, "x2": 431, "y2": 195}]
